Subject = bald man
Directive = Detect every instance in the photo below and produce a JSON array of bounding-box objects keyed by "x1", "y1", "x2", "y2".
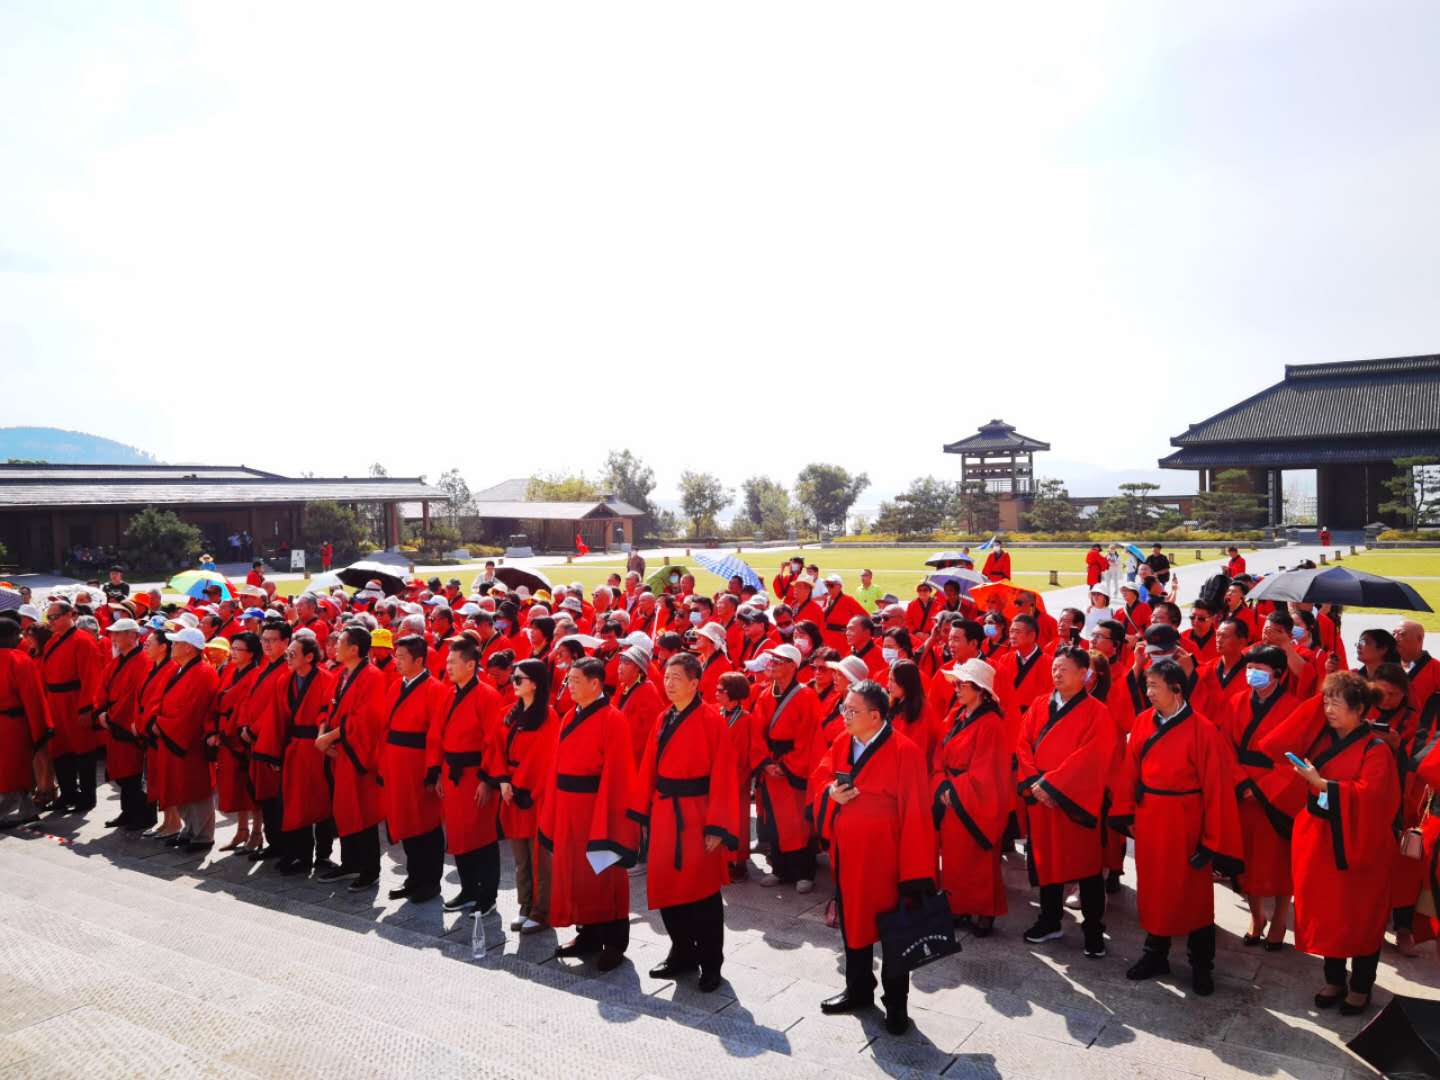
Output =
[{"x1": 1394, "y1": 621, "x2": 1440, "y2": 714}]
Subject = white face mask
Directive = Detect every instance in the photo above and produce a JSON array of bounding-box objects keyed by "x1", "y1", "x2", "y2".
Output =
[
  {"x1": 881, "y1": 647, "x2": 899, "y2": 665},
  {"x1": 796, "y1": 637, "x2": 814, "y2": 656}
]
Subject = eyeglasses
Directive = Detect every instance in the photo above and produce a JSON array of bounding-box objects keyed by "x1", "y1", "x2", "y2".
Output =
[
  {"x1": 510, "y1": 675, "x2": 529, "y2": 687},
  {"x1": 840, "y1": 705, "x2": 867, "y2": 719}
]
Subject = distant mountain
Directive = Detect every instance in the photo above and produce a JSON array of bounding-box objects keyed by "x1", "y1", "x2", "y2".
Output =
[{"x1": 0, "y1": 426, "x2": 160, "y2": 464}]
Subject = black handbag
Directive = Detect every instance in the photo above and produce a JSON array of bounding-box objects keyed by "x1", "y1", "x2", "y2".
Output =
[{"x1": 876, "y1": 890, "x2": 961, "y2": 973}]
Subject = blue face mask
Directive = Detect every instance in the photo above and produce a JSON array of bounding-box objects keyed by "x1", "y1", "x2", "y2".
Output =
[
  {"x1": 1245, "y1": 668, "x2": 1272, "y2": 690},
  {"x1": 983, "y1": 624, "x2": 999, "y2": 638},
  {"x1": 689, "y1": 611, "x2": 704, "y2": 626},
  {"x1": 496, "y1": 619, "x2": 510, "y2": 633},
  {"x1": 1291, "y1": 625, "x2": 1307, "y2": 642}
]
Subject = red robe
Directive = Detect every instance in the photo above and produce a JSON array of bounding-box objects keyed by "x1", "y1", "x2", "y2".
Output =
[
  {"x1": 213, "y1": 661, "x2": 260, "y2": 812},
  {"x1": 40, "y1": 626, "x2": 103, "y2": 757},
  {"x1": 698, "y1": 652, "x2": 732, "y2": 705},
  {"x1": 889, "y1": 699, "x2": 939, "y2": 764},
  {"x1": 1405, "y1": 652, "x2": 1440, "y2": 714},
  {"x1": 152, "y1": 658, "x2": 220, "y2": 807},
  {"x1": 1181, "y1": 627, "x2": 1218, "y2": 664},
  {"x1": 791, "y1": 599, "x2": 827, "y2": 633},
  {"x1": 722, "y1": 704, "x2": 753, "y2": 865},
  {"x1": 97, "y1": 647, "x2": 147, "y2": 783},
  {"x1": 993, "y1": 647, "x2": 1051, "y2": 751},
  {"x1": 370, "y1": 654, "x2": 401, "y2": 693},
  {"x1": 138, "y1": 658, "x2": 171, "y2": 800},
  {"x1": 328, "y1": 663, "x2": 388, "y2": 837},
  {"x1": 1415, "y1": 729, "x2": 1440, "y2": 943},
  {"x1": 378, "y1": 671, "x2": 448, "y2": 842},
  {"x1": 1111, "y1": 704, "x2": 1242, "y2": 936},
  {"x1": 496, "y1": 703, "x2": 558, "y2": 841},
  {"x1": 818, "y1": 592, "x2": 867, "y2": 653},
  {"x1": 812, "y1": 724, "x2": 936, "y2": 949},
  {"x1": 981, "y1": 551, "x2": 1011, "y2": 582},
  {"x1": 1114, "y1": 602, "x2": 1152, "y2": 637},
  {"x1": 0, "y1": 647, "x2": 51, "y2": 793},
  {"x1": 906, "y1": 596, "x2": 940, "y2": 635},
  {"x1": 1085, "y1": 550, "x2": 1107, "y2": 586},
  {"x1": 239, "y1": 657, "x2": 288, "y2": 803},
  {"x1": 254, "y1": 666, "x2": 336, "y2": 831},
  {"x1": 750, "y1": 679, "x2": 821, "y2": 858},
  {"x1": 1224, "y1": 688, "x2": 1300, "y2": 896},
  {"x1": 1290, "y1": 724, "x2": 1400, "y2": 958},
  {"x1": 631, "y1": 699, "x2": 741, "y2": 909},
  {"x1": 538, "y1": 698, "x2": 639, "y2": 928},
  {"x1": 1385, "y1": 700, "x2": 1427, "y2": 909},
  {"x1": 615, "y1": 676, "x2": 664, "y2": 769},
  {"x1": 429, "y1": 676, "x2": 505, "y2": 855},
  {"x1": 1190, "y1": 655, "x2": 1249, "y2": 732},
  {"x1": 931, "y1": 702, "x2": 1012, "y2": 917},
  {"x1": 850, "y1": 641, "x2": 889, "y2": 682},
  {"x1": 1016, "y1": 692, "x2": 1116, "y2": 885}
]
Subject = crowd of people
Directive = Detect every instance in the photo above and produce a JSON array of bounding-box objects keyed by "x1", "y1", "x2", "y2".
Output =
[{"x1": 1, "y1": 548, "x2": 1437, "y2": 1034}]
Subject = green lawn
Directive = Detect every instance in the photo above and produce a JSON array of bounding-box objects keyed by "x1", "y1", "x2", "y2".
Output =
[{"x1": 1327, "y1": 549, "x2": 1440, "y2": 628}]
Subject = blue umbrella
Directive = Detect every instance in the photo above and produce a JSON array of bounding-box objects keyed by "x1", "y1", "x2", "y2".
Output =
[
  {"x1": 1124, "y1": 543, "x2": 1147, "y2": 563},
  {"x1": 693, "y1": 551, "x2": 763, "y2": 591}
]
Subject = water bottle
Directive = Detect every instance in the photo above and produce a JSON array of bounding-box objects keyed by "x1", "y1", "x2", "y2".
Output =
[{"x1": 471, "y1": 909, "x2": 486, "y2": 959}]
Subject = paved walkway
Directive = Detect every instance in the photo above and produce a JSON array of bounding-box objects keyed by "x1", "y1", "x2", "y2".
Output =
[{"x1": 2, "y1": 785, "x2": 1433, "y2": 1078}]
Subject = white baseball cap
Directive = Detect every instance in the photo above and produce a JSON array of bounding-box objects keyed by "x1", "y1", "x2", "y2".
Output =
[
  {"x1": 107, "y1": 618, "x2": 141, "y2": 634},
  {"x1": 172, "y1": 626, "x2": 206, "y2": 649},
  {"x1": 763, "y1": 644, "x2": 804, "y2": 666}
]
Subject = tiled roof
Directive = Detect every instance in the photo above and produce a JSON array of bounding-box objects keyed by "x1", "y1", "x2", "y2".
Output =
[
  {"x1": 467, "y1": 500, "x2": 643, "y2": 521},
  {"x1": 0, "y1": 476, "x2": 442, "y2": 508},
  {"x1": 1160, "y1": 436, "x2": 1440, "y2": 470},
  {"x1": 943, "y1": 419, "x2": 1050, "y2": 454},
  {"x1": 1170, "y1": 354, "x2": 1440, "y2": 445},
  {"x1": 0, "y1": 464, "x2": 279, "y2": 481},
  {"x1": 472, "y1": 478, "x2": 532, "y2": 501}
]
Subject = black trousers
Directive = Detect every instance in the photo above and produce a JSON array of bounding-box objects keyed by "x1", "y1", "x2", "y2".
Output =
[
  {"x1": 454, "y1": 842, "x2": 500, "y2": 909},
  {"x1": 573, "y1": 918, "x2": 629, "y2": 954},
  {"x1": 116, "y1": 774, "x2": 154, "y2": 826},
  {"x1": 659, "y1": 891, "x2": 724, "y2": 974},
  {"x1": 258, "y1": 796, "x2": 283, "y2": 846},
  {"x1": 1324, "y1": 952, "x2": 1380, "y2": 994},
  {"x1": 401, "y1": 827, "x2": 445, "y2": 894},
  {"x1": 1393, "y1": 905, "x2": 1415, "y2": 932},
  {"x1": 284, "y1": 818, "x2": 336, "y2": 868},
  {"x1": 1144, "y1": 924, "x2": 1216, "y2": 971},
  {"x1": 845, "y1": 944, "x2": 908, "y2": 1012},
  {"x1": 1038, "y1": 876, "x2": 1105, "y2": 928},
  {"x1": 53, "y1": 751, "x2": 97, "y2": 810},
  {"x1": 339, "y1": 824, "x2": 381, "y2": 877},
  {"x1": 773, "y1": 838, "x2": 817, "y2": 883}
]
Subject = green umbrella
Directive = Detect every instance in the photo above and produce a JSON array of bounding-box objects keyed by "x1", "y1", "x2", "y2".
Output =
[{"x1": 646, "y1": 564, "x2": 689, "y2": 594}]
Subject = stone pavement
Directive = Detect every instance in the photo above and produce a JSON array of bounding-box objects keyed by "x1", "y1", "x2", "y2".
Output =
[{"x1": 3, "y1": 785, "x2": 1436, "y2": 1080}]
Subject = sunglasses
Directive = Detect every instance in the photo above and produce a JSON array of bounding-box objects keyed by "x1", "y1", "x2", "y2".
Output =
[{"x1": 511, "y1": 674, "x2": 530, "y2": 687}]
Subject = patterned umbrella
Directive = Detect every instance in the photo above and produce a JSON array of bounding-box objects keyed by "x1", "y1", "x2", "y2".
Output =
[
  {"x1": 167, "y1": 569, "x2": 236, "y2": 600},
  {"x1": 693, "y1": 551, "x2": 763, "y2": 590}
]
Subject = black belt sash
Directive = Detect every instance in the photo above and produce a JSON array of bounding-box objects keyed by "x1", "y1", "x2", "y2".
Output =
[
  {"x1": 656, "y1": 775, "x2": 711, "y2": 870},
  {"x1": 556, "y1": 773, "x2": 601, "y2": 794},
  {"x1": 444, "y1": 750, "x2": 486, "y2": 784},
  {"x1": 1, "y1": 706, "x2": 25, "y2": 718},
  {"x1": 387, "y1": 730, "x2": 427, "y2": 749},
  {"x1": 291, "y1": 724, "x2": 320, "y2": 740},
  {"x1": 1135, "y1": 782, "x2": 1202, "y2": 805},
  {"x1": 45, "y1": 680, "x2": 81, "y2": 693}
]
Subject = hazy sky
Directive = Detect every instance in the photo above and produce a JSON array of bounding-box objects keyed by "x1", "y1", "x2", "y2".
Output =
[{"x1": 3, "y1": 2, "x2": 1438, "y2": 510}]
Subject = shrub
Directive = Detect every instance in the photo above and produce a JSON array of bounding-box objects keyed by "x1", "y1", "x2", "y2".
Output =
[{"x1": 121, "y1": 508, "x2": 202, "y2": 572}]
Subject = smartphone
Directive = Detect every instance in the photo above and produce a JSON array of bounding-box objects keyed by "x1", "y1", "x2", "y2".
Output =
[
  {"x1": 1284, "y1": 752, "x2": 1307, "y2": 769},
  {"x1": 1371, "y1": 720, "x2": 1390, "y2": 731},
  {"x1": 834, "y1": 771, "x2": 853, "y2": 788}
]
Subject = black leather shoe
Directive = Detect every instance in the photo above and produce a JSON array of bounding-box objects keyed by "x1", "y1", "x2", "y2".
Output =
[
  {"x1": 820, "y1": 990, "x2": 873, "y2": 1015},
  {"x1": 275, "y1": 858, "x2": 311, "y2": 876},
  {"x1": 387, "y1": 886, "x2": 412, "y2": 901},
  {"x1": 1126, "y1": 951, "x2": 1171, "y2": 981},
  {"x1": 347, "y1": 872, "x2": 379, "y2": 892},
  {"x1": 184, "y1": 838, "x2": 213, "y2": 853},
  {"x1": 443, "y1": 893, "x2": 475, "y2": 912},
  {"x1": 105, "y1": 815, "x2": 126, "y2": 828},
  {"x1": 312, "y1": 857, "x2": 341, "y2": 875},
  {"x1": 697, "y1": 969, "x2": 723, "y2": 993},
  {"x1": 407, "y1": 887, "x2": 440, "y2": 903},
  {"x1": 648, "y1": 958, "x2": 698, "y2": 979},
  {"x1": 315, "y1": 865, "x2": 356, "y2": 883},
  {"x1": 248, "y1": 845, "x2": 280, "y2": 862},
  {"x1": 595, "y1": 947, "x2": 625, "y2": 972},
  {"x1": 884, "y1": 1009, "x2": 911, "y2": 1036},
  {"x1": 555, "y1": 937, "x2": 599, "y2": 958},
  {"x1": 164, "y1": 832, "x2": 191, "y2": 848}
]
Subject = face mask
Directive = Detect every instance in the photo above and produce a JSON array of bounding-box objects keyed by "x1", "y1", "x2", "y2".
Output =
[
  {"x1": 669, "y1": 575, "x2": 680, "y2": 586},
  {"x1": 689, "y1": 611, "x2": 704, "y2": 626},
  {"x1": 1245, "y1": 668, "x2": 1271, "y2": 690},
  {"x1": 983, "y1": 624, "x2": 999, "y2": 638},
  {"x1": 881, "y1": 648, "x2": 899, "y2": 665},
  {"x1": 1291, "y1": 625, "x2": 1307, "y2": 641},
  {"x1": 796, "y1": 637, "x2": 813, "y2": 656},
  {"x1": 496, "y1": 619, "x2": 510, "y2": 633}
]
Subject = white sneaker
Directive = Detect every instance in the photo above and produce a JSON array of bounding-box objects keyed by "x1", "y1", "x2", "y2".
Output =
[
  {"x1": 1064, "y1": 890, "x2": 1082, "y2": 910},
  {"x1": 796, "y1": 879, "x2": 814, "y2": 894},
  {"x1": 759, "y1": 873, "x2": 780, "y2": 887}
]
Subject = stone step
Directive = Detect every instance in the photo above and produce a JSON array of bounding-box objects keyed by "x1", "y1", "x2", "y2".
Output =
[{"x1": 0, "y1": 838, "x2": 856, "y2": 1079}]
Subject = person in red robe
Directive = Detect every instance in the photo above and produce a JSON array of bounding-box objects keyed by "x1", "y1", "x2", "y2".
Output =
[
  {"x1": 886, "y1": 659, "x2": 938, "y2": 762},
  {"x1": 992, "y1": 614, "x2": 1050, "y2": 753},
  {"x1": 1223, "y1": 644, "x2": 1301, "y2": 949},
  {"x1": 981, "y1": 543, "x2": 1011, "y2": 582},
  {"x1": 750, "y1": 644, "x2": 822, "y2": 891},
  {"x1": 716, "y1": 671, "x2": 754, "y2": 882},
  {"x1": 1286, "y1": 672, "x2": 1401, "y2": 1015},
  {"x1": 844, "y1": 616, "x2": 889, "y2": 682},
  {"x1": 1395, "y1": 620, "x2": 1440, "y2": 713},
  {"x1": 238, "y1": 620, "x2": 290, "y2": 861},
  {"x1": 209, "y1": 630, "x2": 261, "y2": 849},
  {"x1": 1225, "y1": 547, "x2": 1247, "y2": 578},
  {"x1": 39, "y1": 599, "x2": 103, "y2": 814},
  {"x1": 253, "y1": 633, "x2": 337, "y2": 875},
  {"x1": 96, "y1": 618, "x2": 151, "y2": 831},
  {"x1": 136, "y1": 628, "x2": 177, "y2": 837},
  {"x1": 1110, "y1": 660, "x2": 1243, "y2": 996},
  {"x1": 151, "y1": 627, "x2": 220, "y2": 850},
  {"x1": 1182, "y1": 603, "x2": 1219, "y2": 663},
  {"x1": 1084, "y1": 545, "x2": 1107, "y2": 587},
  {"x1": 818, "y1": 576, "x2": 867, "y2": 654},
  {"x1": 315, "y1": 627, "x2": 388, "y2": 890},
  {"x1": 906, "y1": 581, "x2": 941, "y2": 636},
  {"x1": 427, "y1": 635, "x2": 505, "y2": 915},
  {"x1": 630, "y1": 652, "x2": 740, "y2": 992},
  {"x1": 789, "y1": 578, "x2": 827, "y2": 635},
  {"x1": 538, "y1": 656, "x2": 639, "y2": 971},
  {"x1": 692, "y1": 623, "x2": 732, "y2": 704},
  {"x1": 1016, "y1": 646, "x2": 1116, "y2": 958},
  {"x1": 1189, "y1": 615, "x2": 1252, "y2": 732},
  {"x1": 1369, "y1": 664, "x2": 1426, "y2": 956},
  {"x1": 932, "y1": 658, "x2": 1011, "y2": 933},
  {"x1": 614, "y1": 645, "x2": 663, "y2": 772},
  {"x1": 497, "y1": 657, "x2": 558, "y2": 932},
  {"x1": 811, "y1": 678, "x2": 936, "y2": 1035},
  {"x1": 0, "y1": 616, "x2": 53, "y2": 829}
]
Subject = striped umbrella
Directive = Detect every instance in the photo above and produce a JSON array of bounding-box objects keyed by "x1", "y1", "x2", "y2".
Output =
[{"x1": 693, "y1": 551, "x2": 763, "y2": 591}]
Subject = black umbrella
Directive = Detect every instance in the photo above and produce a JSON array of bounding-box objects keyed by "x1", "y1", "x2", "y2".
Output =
[
  {"x1": 1247, "y1": 566, "x2": 1432, "y2": 612},
  {"x1": 1347, "y1": 995, "x2": 1440, "y2": 1079},
  {"x1": 335, "y1": 560, "x2": 408, "y2": 596},
  {"x1": 493, "y1": 565, "x2": 553, "y2": 595}
]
